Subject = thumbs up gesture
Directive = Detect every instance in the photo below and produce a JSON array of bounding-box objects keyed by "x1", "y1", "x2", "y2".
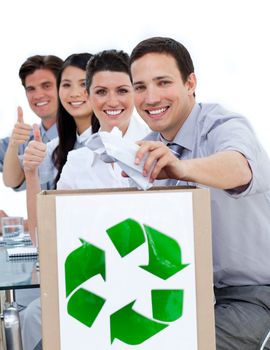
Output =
[
  {"x1": 33, "y1": 123, "x2": 42, "y2": 142},
  {"x1": 23, "y1": 124, "x2": 47, "y2": 172},
  {"x1": 10, "y1": 106, "x2": 32, "y2": 146}
]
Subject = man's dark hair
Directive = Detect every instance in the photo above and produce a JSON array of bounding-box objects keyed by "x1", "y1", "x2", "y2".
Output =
[
  {"x1": 85, "y1": 49, "x2": 131, "y2": 93},
  {"x1": 130, "y1": 37, "x2": 194, "y2": 83},
  {"x1": 19, "y1": 55, "x2": 63, "y2": 87}
]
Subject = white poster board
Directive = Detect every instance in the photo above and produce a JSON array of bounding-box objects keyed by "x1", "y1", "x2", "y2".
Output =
[{"x1": 37, "y1": 187, "x2": 215, "y2": 350}]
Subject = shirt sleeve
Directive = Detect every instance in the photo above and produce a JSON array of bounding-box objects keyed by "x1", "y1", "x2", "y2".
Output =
[
  {"x1": 11, "y1": 135, "x2": 34, "y2": 191},
  {"x1": 0, "y1": 137, "x2": 10, "y2": 172},
  {"x1": 57, "y1": 148, "x2": 95, "y2": 190},
  {"x1": 37, "y1": 138, "x2": 59, "y2": 185},
  {"x1": 203, "y1": 114, "x2": 270, "y2": 197},
  {"x1": 14, "y1": 137, "x2": 59, "y2": 191}
]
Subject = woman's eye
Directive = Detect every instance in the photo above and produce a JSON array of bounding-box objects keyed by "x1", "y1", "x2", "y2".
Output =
[
  {"x1": 118, "y1": 88, "x2": 128, "y2": 94},
  {"x1": 61, "y1": 83, "x2": 70, "y2": 88},
  {"x1": 96, "y1": 89, "x2": 106, "y2": 95}
]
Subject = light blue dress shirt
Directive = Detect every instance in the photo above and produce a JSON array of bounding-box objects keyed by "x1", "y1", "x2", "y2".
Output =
[
  {"x1": 0, "y1": 137, "x2": 9, "y2": 172},
  {"x1": 146, "y1": 102, "x2": 270, "y2": 287}
]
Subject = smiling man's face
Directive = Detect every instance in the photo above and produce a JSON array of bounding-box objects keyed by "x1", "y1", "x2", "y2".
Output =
[
  {"x1": 25, "y1": 68, "x2": 58, "y2": 122},
  {"x1": 131, "y1": 53, "x2": 196, "y2": 141}
]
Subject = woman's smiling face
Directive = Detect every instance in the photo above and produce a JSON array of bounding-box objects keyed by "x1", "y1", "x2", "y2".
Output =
[
  {"x1": 89, "y1": 70, "x2": 134, "y2": 134},
  {"x1": 59, "y1": 65, "x2": 92, "y2": 120}
]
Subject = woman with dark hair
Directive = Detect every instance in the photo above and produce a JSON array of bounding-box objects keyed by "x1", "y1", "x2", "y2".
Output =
[
  {"x1": 23, "y1": 53, "x2": 98, "y2": 239},
  {"x1": 52, "y1": 53, "x2": 100, "y2": 185},
  {"x1": 57, "y1": 49, "x2": 149, "y2": 189},
  {"x1": 21, "y1": 50, "x2": 149, "y2": 350},
  {"x1": 21, "y1": 53, "x2": 99, "y2": 350}
]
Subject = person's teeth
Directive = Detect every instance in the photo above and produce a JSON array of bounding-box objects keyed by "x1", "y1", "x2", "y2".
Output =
[
  {"x1": 148, "y1": 107, "x2": 167, "y2": 115},
  {"x1": 106, "y1": 110, "x2": 122, "y2": 116},
  {"x1": 36, "y1": 102, "x2": 48, "y2": 106},
  {"x1": 70, "y1": 101, "x2": 84, "y2": 106}
]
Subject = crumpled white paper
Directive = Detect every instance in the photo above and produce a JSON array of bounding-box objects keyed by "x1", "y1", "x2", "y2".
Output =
[
  {"x1": 85, "y1": 127, "x2": 153, "y2": 190},
  {"x1": 57, "y1": 146, "x2": 130, "y2": 190}
]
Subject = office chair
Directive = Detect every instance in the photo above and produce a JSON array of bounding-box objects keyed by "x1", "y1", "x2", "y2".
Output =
[{"x1": 259, "y1": 329, "x2": 270, "y2": 350}]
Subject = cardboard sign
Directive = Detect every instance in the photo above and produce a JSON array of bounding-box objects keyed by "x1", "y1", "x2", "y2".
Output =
[{"x1": 37, "y1": 187, "x2": 215, "y2": 350}]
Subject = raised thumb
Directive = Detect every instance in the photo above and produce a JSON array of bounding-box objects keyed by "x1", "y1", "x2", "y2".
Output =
[
  {"x1": 17, "y1": 106, "x2": 24, "y2": 123},
  {"x1": 33, "y1": 124, "x2": 42, "y2": 142}
]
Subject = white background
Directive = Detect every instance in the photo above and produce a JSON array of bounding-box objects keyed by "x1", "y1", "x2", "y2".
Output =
[{"x1": 0, "y1": 0, "x2": 269, "y2": 217}]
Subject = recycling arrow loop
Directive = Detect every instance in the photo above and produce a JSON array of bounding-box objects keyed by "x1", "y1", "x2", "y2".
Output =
[
  {"x1": 65, "y1": 218, "x2": 189, "y2": 344},
  {"x1": 65, "y1": 238, "x2": 106, "y2": 326},
  {"x1": 140, "y1": 224, "x2": 189, "y2": 279}
]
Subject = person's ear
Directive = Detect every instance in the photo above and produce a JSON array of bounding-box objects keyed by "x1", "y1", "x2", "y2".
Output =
[{"x1": 186, "y1": 73, "x2": 197, "y2": 96}]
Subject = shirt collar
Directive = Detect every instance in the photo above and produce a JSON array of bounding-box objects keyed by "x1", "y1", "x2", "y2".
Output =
[
  {"x1": 40, "y1": 123, "x2": 58, "y2": 142},
  {"x1": 76, "y1": 126, "x2": 92, "y2": 144},
  {"x1": 170, "y1": 103, "x2": 201, "y2": 151}
]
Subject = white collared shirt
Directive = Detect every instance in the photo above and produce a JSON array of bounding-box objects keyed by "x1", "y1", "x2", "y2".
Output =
[
  {"x1": 38, "y1": 126, "x2": 92, "y2": 186},
  {"x1": 57, "y1": 115, "x2": 150, "y2": 190}
]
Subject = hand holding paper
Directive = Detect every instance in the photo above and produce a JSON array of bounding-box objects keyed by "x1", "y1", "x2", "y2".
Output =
[{"x1": 85, "y1": 128, "x2": 153, "y2": 190}]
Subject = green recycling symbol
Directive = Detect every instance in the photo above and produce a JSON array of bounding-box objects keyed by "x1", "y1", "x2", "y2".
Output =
[{"x1": 65, "y1": 218, "x2": 189, "y2": 345}]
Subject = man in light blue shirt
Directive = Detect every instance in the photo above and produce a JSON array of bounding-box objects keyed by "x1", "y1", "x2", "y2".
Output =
[
  {"x1": 130, "y1": 37, "x2": 270, "y2": 350},
  {"x1": 1, "y1": 54, "x2": 63, "y2": 191},
  {"x1": 0, "y1": 55, "x2": 64, "y2": 350}
]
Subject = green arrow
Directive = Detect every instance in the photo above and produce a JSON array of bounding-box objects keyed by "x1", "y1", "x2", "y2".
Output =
[
  {"x1": 65, "y1": 238, "x2": 106, "y2": 297},
  {"x1": 106, "y1": 218, "x2": 145, "y2": 257},
  {"x1": 151, "y1": 289, "x2": 184, "y2": 322},
  {"x1": 140, "y1": 225, "x2": 189, "y2": 279},
  {"x1": 67, "y1": 287, "x2": 105, "y2": 327},
  {"x1": 110, "y1": 300, "x2": 168, "y2": 345}
]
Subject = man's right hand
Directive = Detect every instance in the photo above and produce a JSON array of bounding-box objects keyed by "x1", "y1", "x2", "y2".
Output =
[
  {"x1": 23, "y1": 124, "x2": 47, "y2": 172},
  {"x1": 135, "y1": 140, "x2": 184, "y2": 182},
  {"x1": 10, "y1": 106, "x2": 32, "y2": 146}
]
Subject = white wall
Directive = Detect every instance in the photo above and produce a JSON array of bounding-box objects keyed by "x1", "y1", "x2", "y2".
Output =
[{"x1": 1, "y1": 0, "x2": 269, "y2": 217}]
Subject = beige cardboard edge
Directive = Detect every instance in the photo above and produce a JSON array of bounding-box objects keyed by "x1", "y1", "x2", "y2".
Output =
[
  {"x1": 37, "y1": 186, "x2": 215, "y2": 350},
  {"x1": 37, "y1": 191, "x2": 59, "y2": 350},
  {"x1": 192, "y1": 189, "x2": 216, "y2": 349}
]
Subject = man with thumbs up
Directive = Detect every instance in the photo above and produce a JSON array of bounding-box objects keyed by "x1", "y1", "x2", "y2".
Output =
[
  {"x1": 1, "y1": 54, "x2": 63, "y2": 190},
  {"x1": 0, "y1": 55, "x2": 63, "y2": 350}
]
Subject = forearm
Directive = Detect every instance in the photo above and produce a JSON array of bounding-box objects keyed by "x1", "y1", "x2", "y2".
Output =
[
  {"x1": 3, "y1": 144, "x2": 25, "y2": 187},
  {"x1": 25, "y1": 169, "x2": 41, "y2": 243},
  {"x1": 179, "y1": 151, "x2": 252, "y2": 189}
]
